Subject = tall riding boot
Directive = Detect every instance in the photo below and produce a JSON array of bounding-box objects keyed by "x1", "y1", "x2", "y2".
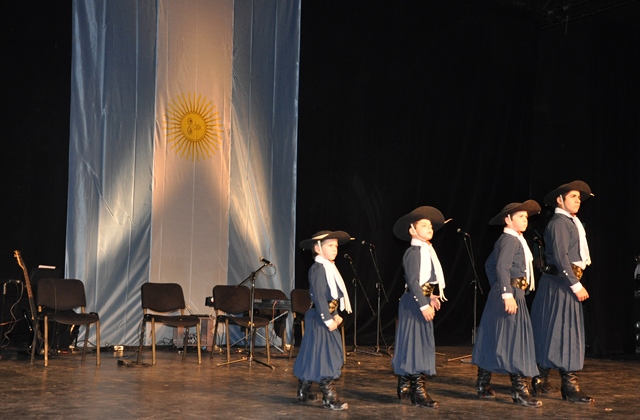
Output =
[
  {"x1": 510, "y1": 373, "x2": 542, "y2": 407},
  {"x1": 476, "y1": 367, "x2": 495, "y2": 398},
  {"x1": 532, "y1": 365, "x2": 558, "y2": 395},
  {"x1": 409, "y1": 374, "x2": 439, "y2": 408},
  {"x1": 319, "y1": 378, "x2": 348, "y2": 410},
  {"x1": 297, "y1": 379, "x2": 318, "y2": 402},
  {"x1": 397, "y1": 375, "x2": 411, "y2": 401},
  {"x1": 559, "y1": 370, "x2": 594, "y2": 403}
]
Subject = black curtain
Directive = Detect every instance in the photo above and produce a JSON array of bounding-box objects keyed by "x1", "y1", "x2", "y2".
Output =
[
  {"x1": 296, "y1": 0, "x2": 640, "y2": 356},
  {"x1": 2, "y1": 0, "x2": 639, "y2": 356},
  {"x1": 0, "y1": 1, "x2": 71, "y2": 279}
]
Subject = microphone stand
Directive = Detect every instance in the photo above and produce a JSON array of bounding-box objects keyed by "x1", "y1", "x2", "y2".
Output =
[
  {"x1": 344, "y1": 254, "x2": 377, "y2": 357},
  {"x1": 367, "y1": 245, "x2": 390, "y2": 356},
  {"x1": 231, "y1": 261, "x2": 274, "y2": 370},
  {"x1": 448, "y1": 233, "x2": 483, "y2": 363}
]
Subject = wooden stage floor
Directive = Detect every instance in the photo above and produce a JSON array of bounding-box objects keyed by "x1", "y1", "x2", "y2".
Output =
[{"x1": 1, "y1": 344, "x2": 638, "y2": 419}]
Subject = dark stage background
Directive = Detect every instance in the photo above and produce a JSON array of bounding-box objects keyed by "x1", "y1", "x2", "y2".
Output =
[{"x1": 2, "y1": 1, "x2": 639, "y2": 356}]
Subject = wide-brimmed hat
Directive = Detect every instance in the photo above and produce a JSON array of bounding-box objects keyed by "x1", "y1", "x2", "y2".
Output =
[
  {"x1": 489, "y1": 200, "x2": 541, "y2": 226},
  {"x1": 543, "y1": 180, "x2": 593, "y2": 206},
  {"x1": 299, "y1": 230, "x2": 353, "y2": 250},
  {"x1": 393, "y1": 206, "x2": 445, "y2": 241}
]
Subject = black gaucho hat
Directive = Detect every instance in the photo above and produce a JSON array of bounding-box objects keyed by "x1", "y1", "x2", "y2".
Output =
[
  {"x1": 543, "y1": 180, "x2": 593, "y2": 206},
  {"x1": 299, "y1": 230, "x2": 353, "y2": 250},
  {"x1": 393, "y1": 206, "x2": 445, "y2": 241},
  {"x1": 489, "y1": 200, "x2": 541, "y2": 226}
]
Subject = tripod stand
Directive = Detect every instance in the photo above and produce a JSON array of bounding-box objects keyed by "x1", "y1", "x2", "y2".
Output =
[
  {"x1": 448, "y1": 231, "x2": 483, "y2": 363},
  {"x1": 344, "y1": 254, "x2": 377, "y2": 356},
  {"x1": 219, "y1": 261, "x2": 274, "y2": 370},
  {"x1": 365, "y1": 244, "x2": 391, "y2": 356}
]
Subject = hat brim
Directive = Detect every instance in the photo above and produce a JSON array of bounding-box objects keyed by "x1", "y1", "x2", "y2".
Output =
[
  {"x1": 299, "y1": 230, "x2": 352, "y2": 250},
  {"x1": 393, "y1": 206, "x2": 445, "y2": 241},
  {"x1": 489, "y1": 200, "x2": 541, "y2": 225},
  {"x1": 543, "y1": 180, "x2": 592, "y2": 206}
]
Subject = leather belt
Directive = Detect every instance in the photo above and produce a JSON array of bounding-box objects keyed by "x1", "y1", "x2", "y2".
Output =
[
  {"x1": 511, "y1": 277, "x2": 528, "y2": 290},
  {"x1": 543, "y1": 264, "x2": 584, "y2": 280},
  {"x1": 571, "y1": 264, "x2": 584, "y2": 280},
  {"x1": 404, "y1": 283, "x2": 440, "y2": 297},
  {"x1": 310, "y1": 299, "x2": 339, "y2": 314}
]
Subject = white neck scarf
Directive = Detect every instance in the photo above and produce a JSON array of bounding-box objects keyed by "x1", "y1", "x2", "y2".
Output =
[
  {"x1": 504, "y1": 227, "x2": 535, "y2": 291},
  {"x1": 411, "y1": 238, "x2": 447, "y2": 301},
  {"x1": 555, "y1": 207, "x2": 591, "y2": 269},
  {"x1": 314, "y1": 254, "x2": 352, "y2": 313}
]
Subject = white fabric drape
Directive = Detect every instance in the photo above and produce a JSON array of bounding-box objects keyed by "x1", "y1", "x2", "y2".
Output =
[{"x1": 67, "y1": 0, "x2": 300, "y2": 346}]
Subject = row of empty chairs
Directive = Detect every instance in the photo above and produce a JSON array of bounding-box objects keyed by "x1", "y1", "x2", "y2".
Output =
[{"x1": 28, "y1": 280, "x2": 341, "y2": 367}]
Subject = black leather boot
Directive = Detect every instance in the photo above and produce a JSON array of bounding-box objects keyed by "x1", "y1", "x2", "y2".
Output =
[
  {"x1": 476, "y1": 367, "x2": 495, "y2": 398},
  {"x1": 297, "y1": 379, "x2": 318, "y2": 402},
  {"x1": 532, "y1": 365, "x2": 558, "y2": 395},
  {"x1": 319, "y1": 378, "x2": 348, "y2": 410},
  {"x1": 409, "y1": 374, "x2": 438, "y2": 408},
  {"x1": 559, "y1": 370, "x2": 594, "y2": 403},
  {"x1": 510, "y1": 373, "x2": 542, "y2": 407},
  {"x1": 397, "y1": 375, "x2": 411, "y2": 401}
]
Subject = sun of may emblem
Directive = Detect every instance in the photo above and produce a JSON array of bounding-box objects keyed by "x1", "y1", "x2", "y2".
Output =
[{"x1": 165, "y1": 92, "x2": 223, "y2": 161}]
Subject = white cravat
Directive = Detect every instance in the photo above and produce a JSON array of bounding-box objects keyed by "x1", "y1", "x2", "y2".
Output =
[
  {"x1": 504, "y1": 228, "x2": 535, "y2": 291},
  {"x1": 314, "y1": 254, "x2": 352, "y2": 313},
  {"x1": 555, "y1": 208, "x2": 591, "y2": 269},
  {"x1": 572, "y1": 215, "x2": 591, "y2": 268},
  {"x1": 411, "y1": 238, "x2": 447, "y2": 301}
]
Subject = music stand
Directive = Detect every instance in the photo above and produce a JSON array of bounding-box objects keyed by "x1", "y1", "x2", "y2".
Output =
[
  {"x1": 29, "y1": 265, "x2": 61, "y2": 285},
  {"x1": 365, "y1": 245, "x2": 391, "y2": 356},
  {"x1": 344, "y1": 254, "x2": 378, "y2": 357},
  {"x1": 226, "y1": 261, "x2": 274, "y2": 370},
  {"x1": 448, "y1": 234, "x2": 482, "y2": 363}
]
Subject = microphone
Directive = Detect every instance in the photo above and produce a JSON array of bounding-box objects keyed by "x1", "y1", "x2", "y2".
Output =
[
  {"x1": 343, "y1": 253, "x2": 352, "y2": 261},
  {"x1": 260, "y1": 257, "x2": 272, "y2": 265},
  {"x1": 456, "y1": 228, "x2": 471, "y2": 237},
  {"x1": 361, "y1": 240, "x2": 375, "y2": 248}
]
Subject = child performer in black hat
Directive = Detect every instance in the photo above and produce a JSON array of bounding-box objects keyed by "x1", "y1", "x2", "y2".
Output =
[
  {"x1": 530, "y1": 180, "x2": 595, "y2": 403},
  {"x1": 391, "y1": 206, "x2": 448, "y2": 409},
  {"x1": 471, "y1": 200, "x2": 542, "y2": 408},
  {"x1": 294, "y1": 230, "x2": 353, "y2": 411}
]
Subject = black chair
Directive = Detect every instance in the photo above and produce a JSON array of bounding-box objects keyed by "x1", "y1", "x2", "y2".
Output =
[
  {"x1": 288, "y1": 288, "x2": 346, "y2": 363},
  {"x1": 210, "y1": 285, "x2": 271, "y2": 365},
  {"x1": 30, "y1": 278, "x2": 100, "y2": 367},
  {"x1": 254, "y1": 287, "x2": 289, "y2": 353},
  {"x1": 136, "y1": 282, "x2": 201, "y2": 365}
]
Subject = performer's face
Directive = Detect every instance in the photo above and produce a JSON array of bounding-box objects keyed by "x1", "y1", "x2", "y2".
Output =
[
  {"x1": 557, "y1": 190, "x2": 581, "y2": 215},
  {"x1": 506, "y1": 210, "x2": 529, "y2": 234},
  {"x1": 316, "y1": 238, "x2": 339, "y2": 261},
  {"x1": 410, "y1": 219, "x2": 434, "y2": 242}
]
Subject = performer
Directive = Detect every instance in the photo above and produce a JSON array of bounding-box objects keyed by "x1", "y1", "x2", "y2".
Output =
[
  {"x1": 471, "y1": 200, "x2": 542, "y2": 407},
  {"x1": 294, "y1": 230, "x2": 353, "y2": 411},
  {"x1": 530, "y1": 180, "x2": 595, "y2": 403},
  {"x1": 391, "y1": 206, "x2": 448, "y2": 409}
]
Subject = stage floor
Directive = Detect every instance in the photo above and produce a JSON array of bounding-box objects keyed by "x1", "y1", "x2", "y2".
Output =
[{"x1": 0, "y1": 344, "x2": 638, "y2": 419}]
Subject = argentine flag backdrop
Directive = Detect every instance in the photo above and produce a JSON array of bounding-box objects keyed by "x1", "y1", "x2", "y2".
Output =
[{"x1": 67, "y1": 0, "x2": 300, "y2": 346}]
